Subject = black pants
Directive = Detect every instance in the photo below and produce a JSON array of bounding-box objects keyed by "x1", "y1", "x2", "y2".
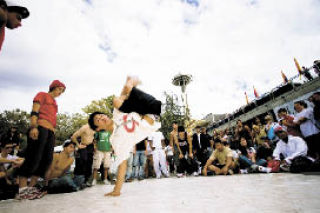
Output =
[
  {"x1": 305, "y1": 133, "x2": 320, "y2": 159},
  {"x1": 167, "y1": 156, "x2": 175, "y2": 174},
  {"x1": 177, "y1": 156, "x2": 198, "y2": 174},
  {"x1": 0, "y1": 178, "x2": 18, "y2": 200},
  {"x1": 74, "y1": 144, "x2": 94, "y2": 182},
  {"x1": 19, "y1": 126, "x2": 55, "y2": 178},
  {"x1": 195, "y1": 150, "x2": 209, "y2": 167},
  {"x1": 119, "y1": 87, "x2": 162, "y2": 115}
]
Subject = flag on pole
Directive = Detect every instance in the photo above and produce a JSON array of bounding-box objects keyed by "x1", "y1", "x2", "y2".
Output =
[
  {"x1": 245, "y1": 92, "x2": 249, "y2": 104},
  {"x1": 253, "y1": 86, "x2": 259, "y2": 98},
  {"x1": 294, "y1": 57, "x2": 302, "y2": 79},
  {"x1": 281, "y1": 70, "x2": 288, "y2": 83}
]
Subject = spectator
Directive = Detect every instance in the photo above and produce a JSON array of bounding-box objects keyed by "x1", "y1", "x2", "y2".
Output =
[
  {"x1": 0, "y1": 140, "x2": 24, "y2": 184},
  {"x1": 0, "y1": 1, "x2": 7, "y2": 50},
  {"x1": 277, "y1": 108, "x2": 302, "y2": 137},
  {"x1": 169, "y1": 121, "x2": 179, "y2": 174},
  {"x1": 174, "y1": 126, "x2": 198, "y2": 177},
  {"x1": 309, "y1": 92, "x2": 320, "y2": 123},
  {"x1": 71, "y1": 124, "x2": 95, "y2": 185},
  {"x1": 149, "y1": 131, "x2": 169, "y2": 179},
  {"x1": 45, "y1": 140, "x2": 84, "y2": 194},
  {"x1": 145, "y1": 141, "x2": 155, "y2": 178},
  {"x1": 202, "y1": 140, "x2": 236, "y2": 176},
  {"x1": 17, "y1": 80, "x2": 65, "y2": 200},
  {"x1": 272, "y1": 126, "x2": 308, "y2": 172},
  {"x1": 235, "y1": 120, "x2": 252, "y2": 143},
  {"x1": 294, "y1": 101, "x2": 320, "y2": 159},
  {"x1": 0, "y1": 0, "x2": 29, "y2": 51},
  {"x1": 92, "y1": 130, "x2": 112, "y2": 186},
  {"x1": 133, "y1": 138, "x2": 147, "y2": 180},
  {"x1": 125, "y1": 149, "x2": 134, "y2": 182},
  {"x1": 238, "y1": 137, "x2": 270, "y2": 173},
  {"x1": 164, "y1": 141, "x2": 174, "y2": 174},
  {"x1": 264, "y1": 115, "x2": 277, "y2": 141},
  {"x1": 192, "y1": 126, "x2": 210, "y2": 169}
]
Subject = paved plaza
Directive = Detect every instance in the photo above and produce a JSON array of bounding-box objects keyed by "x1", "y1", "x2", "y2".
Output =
[{"x1": 1, "y1": 173, "x2": 320, "y2": 213}]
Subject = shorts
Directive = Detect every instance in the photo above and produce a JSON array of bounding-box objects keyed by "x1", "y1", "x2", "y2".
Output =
[{"x1": 93, "y1": 150, "x2": 112, "y2": 169}]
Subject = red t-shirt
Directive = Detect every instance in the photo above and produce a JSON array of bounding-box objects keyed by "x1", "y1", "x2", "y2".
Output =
[
  {"x1": 0, "y1": 26, "x2": 5, "y2": 51},
  {"x1": 33, "y1": 92, "x2": 58, "y2": 127}
]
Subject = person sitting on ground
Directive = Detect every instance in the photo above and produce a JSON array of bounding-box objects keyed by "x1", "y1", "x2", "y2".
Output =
[
  {"x1": 45, "y1": 140, "x2": 84, "y2": 194},
  {"x1": 174, "y1": 126, "x2": 198, "y2": 177},
  {"x1": 0, "y1": 139, "x2": 24, "y2": 200},
  {"x1": 92, "y1": 129, "x2": 113, "y2": 186},
  {"x1": 88, "y1": 76, "x2": 161, "y2": 196},
  {"x1": 202, "y1": 140, "x2": 236, "y2": 176},
  {"x1": 272, "y1": 126, "x2": 308, "y2": 172},
  {"x1": 238, "y1": 137, "x2": 270, "y2": 173}
]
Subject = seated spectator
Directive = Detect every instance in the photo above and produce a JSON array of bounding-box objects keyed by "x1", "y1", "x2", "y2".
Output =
[
  {"x1": 202, "y1": 140, "x2": 236, "y2": 176},
  {"x1": 174, "y1": 126, "x2": 198, "y2": 177},
  {"x1": 0, "y1": 140, "x2": 24, "y2": 200},
  {"x1": 235, "y1": 120, "x2": 253, "y2": 145},
  {"x1": 252, "y1": 124, "x2": 266, "y2": 147},
  {"x1": 238, "y1": 137, "x2": 270, "y2": 173},
  {"x1": 265, "y1": 115, "x2": 278, "y2": 141},
  {"x1": 272, "y1": 126, "x2": 308, "y2": 172},
  {"x1": 92, "y1": 130, "x2": 113, "y2": 186},
  {"x1": 45, "y1": 140, "x2": 84, "y2": 194},
  {"x1": 256, "y1": 136, "x2": 274, "y2": 162},
  {"x1": 293, "y1": 101, "x2": 320, "y2": 159},
  {"x1": 277, "y1": 108, "x2": 301, "y2": 137}
]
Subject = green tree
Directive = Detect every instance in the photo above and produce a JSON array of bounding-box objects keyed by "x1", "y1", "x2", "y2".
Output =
[
  {"x1": 0, "y1": 109, "x2": 29, "y2": 137},
  {"x1": 160, "y1": 92, "x2": 190, "y2": 139},
  {"x1": 82, "y1": 95, "x2": 114, "y2": 118}
]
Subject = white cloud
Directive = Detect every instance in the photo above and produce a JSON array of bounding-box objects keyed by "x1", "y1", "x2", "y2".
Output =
[{"x1": 0, "y1": 0, "x2": 319, "y2": 119}]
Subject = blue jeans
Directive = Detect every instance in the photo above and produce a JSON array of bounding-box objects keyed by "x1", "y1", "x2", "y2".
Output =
[
  {"x1": 48, "y1": 174, "x2": 84, "y2": 194},
  {"x1": 239, "y1": 155, "x2": 267, "y2": 168},
  {"x1": 133, "y1": 151, "x2": 146, "y2": 178},
  {"x1": 126, "y1": 152, "x2": 134, "y2": 180}
]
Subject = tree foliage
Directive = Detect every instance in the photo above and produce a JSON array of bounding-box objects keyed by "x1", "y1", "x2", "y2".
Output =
[
  {"x1": 160, "y1": 92, "x2": 190, "y2": 139},
  {"x1": 0, "y1": 109, "x2": 29, "y2": 137},
  {"x1": 82, "y1": 95, "x2": 114, "y2": 118}
]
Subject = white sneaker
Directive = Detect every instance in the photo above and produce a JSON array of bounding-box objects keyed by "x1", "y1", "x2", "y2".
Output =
[
  {"x1": 104, "y1": 180, "x2": 111, "y2": 185},
  {"x1": 240, "y1": 169, "x2": 248, "y2": 174},
  {"x1": 258, "y1": 166, "x2": 272, "y2": 173},
  {"x1": 176, "y1": 173, "x2": 184, "y2": 178},
  {"x1": 192, "y1": 172, "x2": 199, "y2": 176},
  {"x1": 92, "y1": 179, "x2": 97, "y2": 186}
]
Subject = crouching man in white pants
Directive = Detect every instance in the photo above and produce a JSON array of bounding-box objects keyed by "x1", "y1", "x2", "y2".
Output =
[{"x1": 148, "y1": 131, "x2": 169, "y2": 179}]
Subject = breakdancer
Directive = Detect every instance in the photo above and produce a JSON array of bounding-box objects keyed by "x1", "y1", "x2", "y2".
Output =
[{"x1": 88, "y1": 76, "x2": 161, "y2": 196}]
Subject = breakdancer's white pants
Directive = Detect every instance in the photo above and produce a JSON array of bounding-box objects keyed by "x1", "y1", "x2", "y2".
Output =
[{"x1": 152, "y1": 148, "x2": 168, "y2": 178}]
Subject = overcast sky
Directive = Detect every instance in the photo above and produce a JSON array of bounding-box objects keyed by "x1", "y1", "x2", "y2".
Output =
[{"x1": 0, "y1": 0, "x2": 319, "y2": 119}]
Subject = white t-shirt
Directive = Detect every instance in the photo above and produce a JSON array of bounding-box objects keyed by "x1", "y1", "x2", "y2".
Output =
[
  {"x1": 0, "y1": 154, "x2": 18, "y2": 169},
  {"x1": 165, "y1": 145, "x2": 174, "y2": 156},
  {"x1": 110, "y1": 109, "x2": 160, "y2": 167},
  {"x1": 148, "y1": 131, "x2": 164, "y2": 149},
  {"x1": 294, "y1": 108, "x2": 320, "y2": 137}
]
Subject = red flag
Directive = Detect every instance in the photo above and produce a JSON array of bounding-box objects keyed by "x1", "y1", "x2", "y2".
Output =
[
  {"x1": 253, "y1": 86, "x2": 259, "y2": 98},
  {"x1": 294, "y1": 58, "x2": 302, "y2": 79},
  {"x1": 281, "y1": 70, "x2": 288, "y2": 83},
  {"x1": 245, "y1": 92, "x2": 249, "y2": 104}
]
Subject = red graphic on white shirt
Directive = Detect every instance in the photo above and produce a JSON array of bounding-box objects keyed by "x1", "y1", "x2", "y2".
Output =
[{"x1": 123, "y1": 115, "x2": 139, "y2": 133}]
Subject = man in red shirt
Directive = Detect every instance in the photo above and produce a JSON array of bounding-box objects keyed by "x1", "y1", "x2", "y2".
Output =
[{"x1": 17, "y1": 80, "x2": 66, "y2": 200}]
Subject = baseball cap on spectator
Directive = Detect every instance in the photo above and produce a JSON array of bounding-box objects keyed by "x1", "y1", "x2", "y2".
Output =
[
  {"x1": 274, "y1": 126, "x2": 286, "y2": 134},
  {"x1": 63, "y1": 140, "x2": 76, "y2": 148},
  {"x1": 6, "y1": 0, "x2": 29, "y2": 19}
]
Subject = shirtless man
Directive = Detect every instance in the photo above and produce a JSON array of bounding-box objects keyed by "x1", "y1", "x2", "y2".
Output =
[
  {"x1": 88, "y1": 76, "x2": 161, "y2": 196},
  {"x1": 45, "y1": 141, "x2": 80, "y2": 193},
  {"x1": 71, "y1": 124, "x2": 95, "y2": 184}
]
